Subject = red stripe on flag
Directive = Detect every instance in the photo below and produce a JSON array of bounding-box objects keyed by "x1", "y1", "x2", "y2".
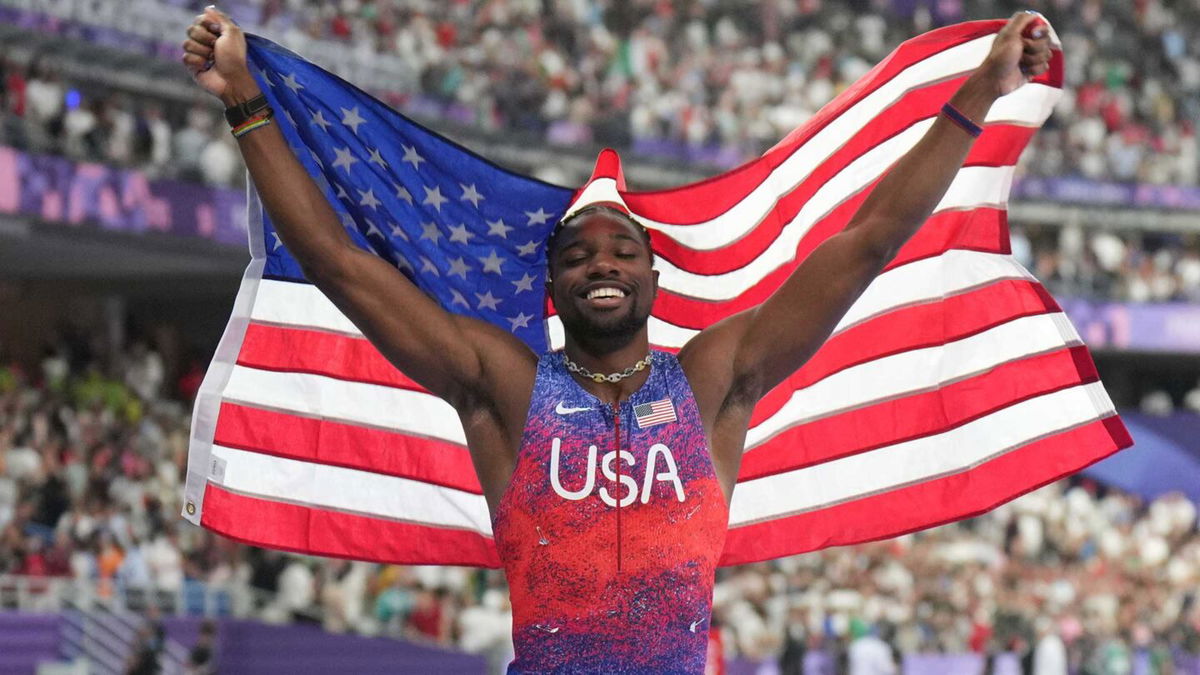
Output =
[
  {"x1": 239, "y1": 323, "x2": 424, "y2": 391},
  {"x1": 650, "y1": 206, "x2": 1010, "y2": 329},
  {"x1": 212, "y1": 402, "x2": 482, "y2": 494},
  {"x1": 201, "y1": 484, "x2": 500, "y2": 567},
  {"x1": 885, "y1": 208, "x2": 1010, "y2": 271},
  {"x1": 720, "y1": 415, "x2": 1130, "y2": 566},
  {"x1": 750, "y1": 279, "x2": 1061, "y2": 424},
  {"x1": 740, "y1": 345, "x2": 1100, "y2": 482}
]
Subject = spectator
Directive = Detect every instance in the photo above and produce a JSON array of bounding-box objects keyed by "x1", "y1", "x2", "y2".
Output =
[
  {"x1": 174, "y1": 106, "x2": 216, "y2": 183},
  {"x1": 847, "y1": 623, "x2": 897, "y2": 675}
]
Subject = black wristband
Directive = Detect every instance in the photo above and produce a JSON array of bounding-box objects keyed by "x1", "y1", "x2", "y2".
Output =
[{"x1": 224, "y1": 93, "x2": 271, "y2": 127}]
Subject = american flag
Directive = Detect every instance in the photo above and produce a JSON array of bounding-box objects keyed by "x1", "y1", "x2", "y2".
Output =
[
  {"x1": 634, "y1": 398, "x2": 678, "y2": 429},
  {"x1": 183, "y1": 20, "x2": 1131, "y2": 567}
]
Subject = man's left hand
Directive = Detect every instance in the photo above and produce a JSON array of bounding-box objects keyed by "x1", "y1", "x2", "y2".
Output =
[{"x1": 974, "y1": 11, "x2": 1053, "y2": 98}]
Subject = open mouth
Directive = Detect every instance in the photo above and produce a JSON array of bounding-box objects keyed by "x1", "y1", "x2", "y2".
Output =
[{"x1": 581, "y1": 285, "x2": 629, "y2": 309}]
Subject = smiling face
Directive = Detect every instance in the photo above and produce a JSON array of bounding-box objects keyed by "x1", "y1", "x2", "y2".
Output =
[{"x1": 547, "y1": 207, "x2": 658, "y2": 347}]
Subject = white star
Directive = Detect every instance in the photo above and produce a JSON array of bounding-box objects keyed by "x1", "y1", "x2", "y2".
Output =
[
  {"x1": 507, "y1": 312, "x2": 534, "y2": 330},
  {"x1": 332, "y1": 146, "x2": 358, "y2": 174},
  {"x1": 421, "y1": 257, "x2": 439, "y2": 276},
  {"x1": 394, "y1": 183, "x2": 412, "y2": 203},
  {"x1": 390, "y1": 222, "x2": 408, "y2": 240},
  {"x1": 479, "y1": 249, "x2": 505, "y2": 275},
  {"x1": 525, "y1": 208, "x2": 552, "y2": 226},
  {"x1": 339, "y1": 213, "x2": 357, "y2": 231},
  {"x1": 308, "y1": 148, "x2": 323, "y2": 169},
  {"x1": 340, "y1": 106, "x2": 367, "y2": 134},
  {"x1": 270, "y1": 232, "x2": 284, "y2": 251},
  {"x1": 283, "y1": 109, "x2": 296, "y2": 127},
  {"x1": 420, "y1": 222, "x2": 443, "y2": 243},
  {"x1": 358, "y1": 188, "x2": 382, "y2": 210},
  {"x1": 450, "y1": 289, "x2": 469, "y2": 307},
  {"x1": 364, "y1": 220, "x2": 384, "y2": 239},
  {"x1": 486, "y1": 219, "x2": 513, "y2": 238},
  {"x1": 475, "y1": 291, "x2": 501, "y2": 311},
  {"x1": 368, "y1": 148, "x2": 388, "y2": 168},
  {"x1": 516, "y1": 240, "x2": 540, "y2": 257},
  {"x1": 281, "y1": 72, "x2": 304, "y2": 93},
  {"x1": 310, "y1": 109, "x2": 332, "y2": 132},
  {"x1": 395, "y1": 256, "x2": 413, "y2": 274},
  {"x1": 335, "y1": 183, "x2": 349, "y2": 201},
  {"x1": 447, "y1": 257, "x2": 470, "y2": 279},
  {"x1": 422, "y1": 185, "x2": 447, "y2": 212},
  {"x1": 262, "y1": 72, "x2": 275, "y2": 88},
  {"x1": 448, "y1": 223, "x2": 474, "y2": 245},
  {"x1": 512, "y1": 272, "x2": 537, "y2": 293},
  {"x1": 402, "y1": 144, "x2": 425, "y2": 170},
  {"x1": 460, "y1": 183, "x2": 484, "y2": 207}
]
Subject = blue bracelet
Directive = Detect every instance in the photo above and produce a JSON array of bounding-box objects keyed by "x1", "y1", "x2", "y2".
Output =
[{"x1": 941, "y1": 102, "x2": 983, "y2": 138}]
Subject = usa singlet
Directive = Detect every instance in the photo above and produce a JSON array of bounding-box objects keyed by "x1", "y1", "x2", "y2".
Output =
[{"x1": 492, "y1": 350, "x2": 729, "y2": 674}]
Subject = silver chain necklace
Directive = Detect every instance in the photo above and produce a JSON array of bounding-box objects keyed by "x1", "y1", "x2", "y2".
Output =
[{"x1": 562, "y1": 352, "x2": 652, "y2": 383}]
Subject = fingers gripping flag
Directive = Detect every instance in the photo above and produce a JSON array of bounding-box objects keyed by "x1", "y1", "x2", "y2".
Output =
[{"x1": 183, "y1": 20, "x2": 1130, "y2": 567}]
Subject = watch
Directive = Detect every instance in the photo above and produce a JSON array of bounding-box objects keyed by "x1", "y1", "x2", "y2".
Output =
[{"x1": 224, "y1": 93, "x2": 271, "y2": 127}]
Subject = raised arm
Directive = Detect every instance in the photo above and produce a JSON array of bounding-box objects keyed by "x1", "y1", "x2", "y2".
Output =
[
  {"x1": 181, "y1": 8, "x2": 536, "y2": 413},
  {"x1": 682, "y1": 13, "x2": 1051, "y2": 429}
]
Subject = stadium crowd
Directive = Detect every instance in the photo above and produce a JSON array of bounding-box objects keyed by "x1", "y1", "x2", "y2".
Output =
[
  {"x1": 7, "y1": 0, "x2": 1200, "y2": 184},
  {"x1": 0, "y1": 55, "x2": 243, "y2": 188},
  {"x1": 1013, "y1": 224, "x2": 1200, "y2": 303},
  {"x1": 1, "y1": 327, "x2": 1199, "y2": 673}
]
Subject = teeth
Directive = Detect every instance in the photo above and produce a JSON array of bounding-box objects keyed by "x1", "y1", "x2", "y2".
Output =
[{"x1": 587, "y1": 287, "x2": 626, "y2": 300}]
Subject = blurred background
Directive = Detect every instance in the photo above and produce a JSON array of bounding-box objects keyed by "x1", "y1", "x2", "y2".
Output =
[{"x1": 1, "y1": 0, "x2": 1199, "y2": 673}]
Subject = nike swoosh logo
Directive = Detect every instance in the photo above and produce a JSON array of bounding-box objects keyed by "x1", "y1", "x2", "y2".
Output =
[{"x1": 555, "y1": 402, "x2": 592, "y2": 415}]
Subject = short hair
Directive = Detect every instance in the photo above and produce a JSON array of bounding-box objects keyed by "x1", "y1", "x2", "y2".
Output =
[{"x1": 545, "y1": 205, "x2": 654, "y2": 272}]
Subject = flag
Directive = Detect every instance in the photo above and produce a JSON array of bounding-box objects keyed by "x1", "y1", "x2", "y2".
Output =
[
  {"x1": 183, "y1": 20, "x2": 1131, "y2": 567},
  {"x1": 634, "y1": 398, "x2": 678, "y2": 429}
]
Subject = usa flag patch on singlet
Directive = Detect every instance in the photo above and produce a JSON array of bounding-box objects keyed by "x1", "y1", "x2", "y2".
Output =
[{"x1": 634, "y1": 398, "x2": 677, "y2": 429}]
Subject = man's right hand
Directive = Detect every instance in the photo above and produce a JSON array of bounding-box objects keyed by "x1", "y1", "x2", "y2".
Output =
[{"x1": 181, "y1": 6, "x2": 260, "y2": 106}]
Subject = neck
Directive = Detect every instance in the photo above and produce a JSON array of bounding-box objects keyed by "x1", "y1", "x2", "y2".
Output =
[
  {"x1": 563, "y1": 331, "x2": 650, "y2": 371},
  {"x1": 562, "y1": 331, "x2": 652, "y2": 402}
]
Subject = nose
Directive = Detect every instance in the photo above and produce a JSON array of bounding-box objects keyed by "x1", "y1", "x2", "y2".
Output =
[{"x1": 586, "y1": 252, "x2": 620, "y2": 278}]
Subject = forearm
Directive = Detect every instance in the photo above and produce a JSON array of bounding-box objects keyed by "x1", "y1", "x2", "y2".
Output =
[
  {"x1": 221, "y1": 75, "x2": 354, "y2": 278},
  {"x1": 847, "y1": 75, "x2": 998, "y2": 259}
]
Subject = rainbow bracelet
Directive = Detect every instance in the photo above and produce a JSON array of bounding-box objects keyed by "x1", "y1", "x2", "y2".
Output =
[
  {"x1": 232, "y1": 111, "x2": 273, "y2": 138},
  {"x1": 941, "y1": 102, "x2": 983, "y2": 138}
]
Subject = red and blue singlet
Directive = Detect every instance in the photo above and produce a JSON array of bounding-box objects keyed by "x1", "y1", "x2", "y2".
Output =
[{"x1": 493, "y1": 350, "x2": 729, "y2": 674}]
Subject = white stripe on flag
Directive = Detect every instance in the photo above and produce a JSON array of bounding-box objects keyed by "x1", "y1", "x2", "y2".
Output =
[
  {"x1": 744, "y1": 312, "x2": 1081, "y2": 446},
  {"x1": 210, "y1": 445, "x2": 493, "y2": 534},
  {"x1": 252, "y1": 279, "x2": 361, "y2": 335},
  {"x1": 831, "y1": 250, "x2": 1032, "y2": 334},
  {"x1": 222, "y1": 364, "x2": 467, "y2": 444},
  {"x1": 730, "y1": 381, "x2": 1115, "y2": 527}
]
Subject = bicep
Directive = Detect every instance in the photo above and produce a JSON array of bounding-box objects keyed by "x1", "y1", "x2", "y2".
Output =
[{"x1": 314, "y1": 245, "x2": 535, "y2": 409}]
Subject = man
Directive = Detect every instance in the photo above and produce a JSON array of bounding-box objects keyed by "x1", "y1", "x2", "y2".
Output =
[{"x1": 182, "y1": 8, "x2": 1050, "y2": 673}]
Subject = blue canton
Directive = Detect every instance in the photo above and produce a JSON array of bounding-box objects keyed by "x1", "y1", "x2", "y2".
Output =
[{"x1": 246, "y1": 35, "x2": 573, "y2": 352}]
